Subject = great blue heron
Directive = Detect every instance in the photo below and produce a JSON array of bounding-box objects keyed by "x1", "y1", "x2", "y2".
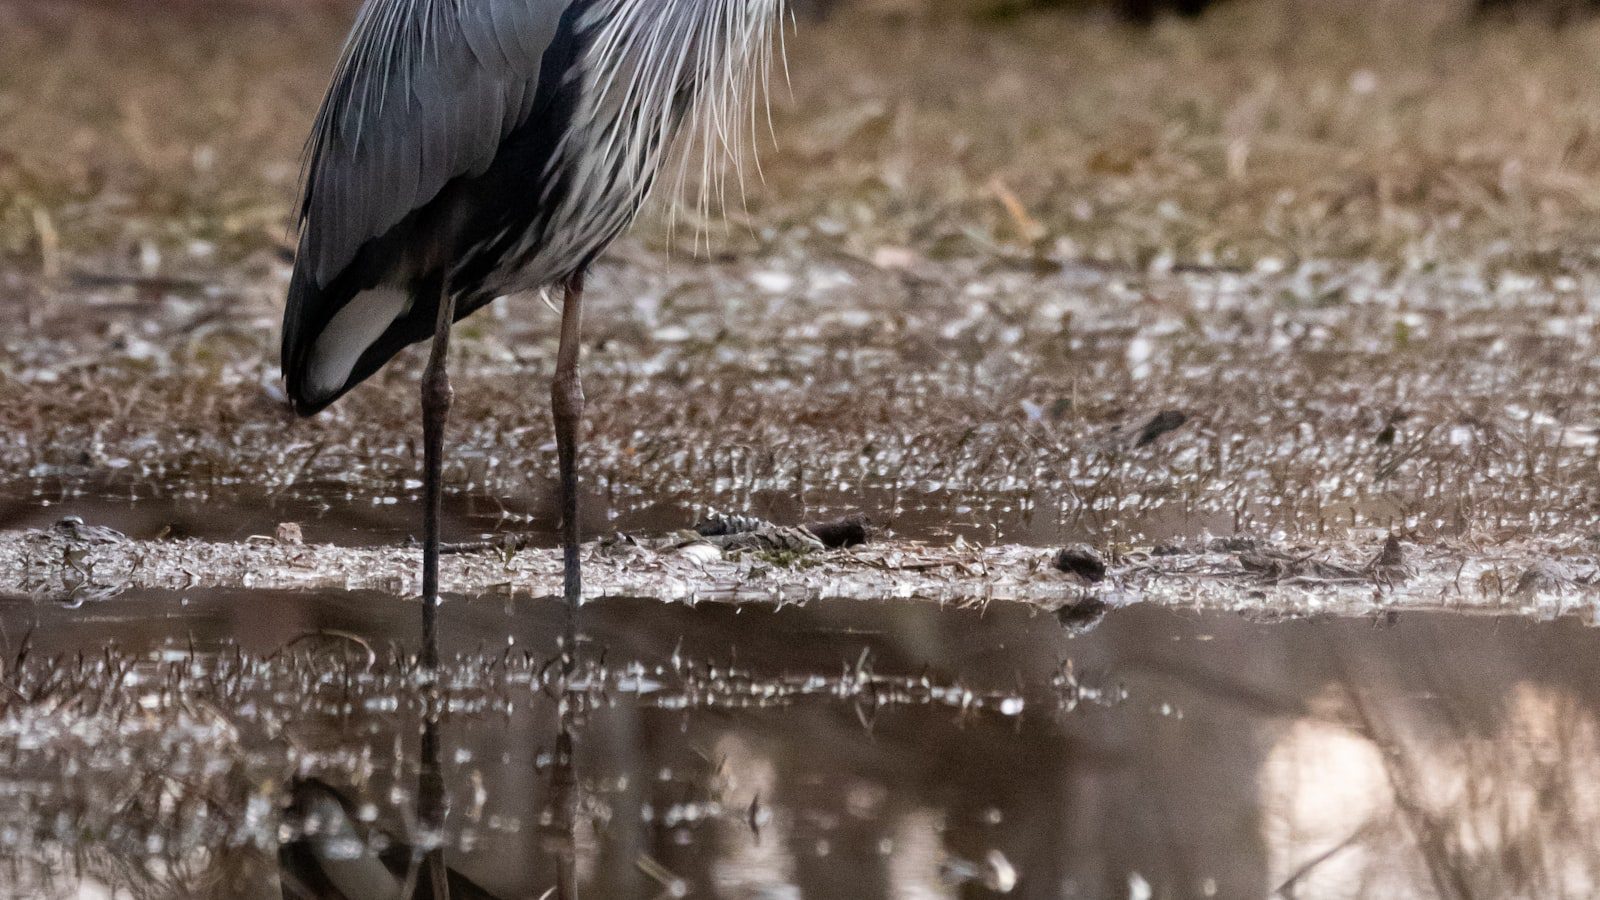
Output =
[{"x1": 281, "y1": 0, "x2": 785, "y2": 636}]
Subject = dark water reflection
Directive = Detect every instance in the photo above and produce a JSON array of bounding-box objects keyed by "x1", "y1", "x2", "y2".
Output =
[{"x1": 1, "y1": 592, "x2": 1598, "y2": 898}]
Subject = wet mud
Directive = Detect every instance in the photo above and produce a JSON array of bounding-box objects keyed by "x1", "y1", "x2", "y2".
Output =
[{"x1": 6, "y1": 515, "x2": 1597, "y2": 619}]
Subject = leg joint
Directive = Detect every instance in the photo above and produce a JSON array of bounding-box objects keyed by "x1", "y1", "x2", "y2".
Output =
[
  {"x1": 422, "y1": 367, "x2": 454, "y2": 412},
  {"x1": 551, "y1": 370, "x2": 584, "y2": 422}
]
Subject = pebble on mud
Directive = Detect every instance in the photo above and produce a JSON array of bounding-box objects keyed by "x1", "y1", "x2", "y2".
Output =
[
  {"x1": 804, "y1": 515, "x2": 872, "y2": 549},
  {"x1": 1368, "y1": 534, "x2": 1410, "y2": 583},
  {"x1": 1053, "y1": 544, "x2": 1107, "y2": 582},
  {"x1": 1135, "y1": 410, "x2": 1189, "y2": 447},
  {"x1": 1513, "y1": 560, "x2": 1574, "y2": 599},
  {"x1": 675, "y1": 542, "x2": 725, "y2": 566}
]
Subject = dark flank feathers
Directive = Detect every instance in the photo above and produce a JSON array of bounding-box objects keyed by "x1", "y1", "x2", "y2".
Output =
[{"x1": 282, "y1": 0, "x2": 582, "y2": 415}]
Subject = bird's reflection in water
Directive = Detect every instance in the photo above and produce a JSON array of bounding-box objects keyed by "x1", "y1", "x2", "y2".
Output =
[
  {"x1": 546, "y1": 715, "x2": 581, "y2": 900},
  {"x1": 278, "y1": 614, "x2": 582, "y2": 900},
  {"x1": 277, "y1": 723, "x2": 579, "y2": 900}
]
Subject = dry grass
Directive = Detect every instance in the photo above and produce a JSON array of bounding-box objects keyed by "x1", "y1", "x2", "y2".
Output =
[
  {"x1": 8, "y1": 0, "x2": 1600, "y2": 272},
  {"x1": 759, "y1": 0, "x2": 1600, "y2": 270}
]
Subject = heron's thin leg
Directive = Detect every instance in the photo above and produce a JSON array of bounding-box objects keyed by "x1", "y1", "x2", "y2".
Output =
[
  {"x1": 550, "y1": 270, "x2": 586, "y2": 900},
  {"x1": 421, "y1": 272, "x2": 455, "y2": 668},
  {"x1": 550, "y1": 275, "x2": 586, "y2": 900},
  {"x1": 419, "y1": 272, "x2": 454, "y2": 900},
  {"x1": 552, "y1": 270, "x2": 586, "y2": 615}
]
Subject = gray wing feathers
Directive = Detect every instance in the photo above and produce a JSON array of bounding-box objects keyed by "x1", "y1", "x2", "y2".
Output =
[{"x1": 300, "y1": 0, "x2": 569, "y2": 287}]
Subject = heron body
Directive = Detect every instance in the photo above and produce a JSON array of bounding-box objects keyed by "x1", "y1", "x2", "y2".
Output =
[
  {"x1": 283, "y1": 0, "x2": 780, "y2": 411},
  {"x1": 280, "y1": 5, "x2": 781, "y2": 895},
  {"x1": 282, "y1": 0, "x2": 780, "y2": 599}
]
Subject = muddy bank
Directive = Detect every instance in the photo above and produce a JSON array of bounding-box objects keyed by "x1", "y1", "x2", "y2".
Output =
[
  {"x1": 6, "y1": 520, "x2": 1597, "y2": 617},
  {"x1": 10, "y1": 3, "x2": 1600, "y2": 554},
  {"x1": 12, "y1": 254, "x2": 1600, "y2": 554}
]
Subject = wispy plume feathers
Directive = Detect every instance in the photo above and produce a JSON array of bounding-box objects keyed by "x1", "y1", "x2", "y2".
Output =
[{"x1": 554, "y1": 0, "x2": 786, "y2": 255}]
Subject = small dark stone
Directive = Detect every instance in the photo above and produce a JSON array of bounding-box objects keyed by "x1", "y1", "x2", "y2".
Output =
[
  {"x1": 1135, "y1": 410, "x2": 1189, "y2": 447},
  {"x1": 804, "y1": 515, "x2": 872, "y2": 549},
  {"x1": 1514, "y1": 560, "x2": 1573, "y2": 599},
  {"x1": 1117, "y1": 0, "x2": 1222, "y2": 24},
  {"x1": 1053, "y1": 544, "x2": 1107, "y2": 582},
  {"x1": 1376, "y1": 408, "x2": 1410, "y2": 445}
]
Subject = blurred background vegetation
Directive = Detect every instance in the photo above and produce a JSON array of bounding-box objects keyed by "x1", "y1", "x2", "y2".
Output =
[{"x1": 9, "y1": 0, "x2": 1600, "y2": 287}]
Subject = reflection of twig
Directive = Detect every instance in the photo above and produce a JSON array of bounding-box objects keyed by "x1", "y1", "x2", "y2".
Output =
[
  {"x1": 265, "y1": 629, "x2": 376, "y2": 667},
  {"x1": 1123, "y1": 654, "x2": 1317, "y2": 723},
  {"x1": 1333, "y1": 659, "x2": 1474, "y2": 900},
  {"x1": 636, "y1": 854, "x2": 688, "y2": 900},
  {"x1": 1274, "y1": 821, "x2": 1380, "y2": 899},
  {"x1": 396, "y1": 844, "x2": 422, "y2": 900},
  {"x1": 31, "y1": 206, "x2": 61, "y2": 282}
]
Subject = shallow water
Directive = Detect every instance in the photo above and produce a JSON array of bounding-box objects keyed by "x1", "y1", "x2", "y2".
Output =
[
  {"x1": 2, "y1": 590, "x2": 1598, "y2": 899},
  {"x1": 0, "y1": 475, "x2": 1231, "y2": 550}
]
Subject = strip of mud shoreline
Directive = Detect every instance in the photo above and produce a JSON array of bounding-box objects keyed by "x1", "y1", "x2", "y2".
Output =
[{"x1": 3, "y1": 522, "x2": 1596, "y2": 621}]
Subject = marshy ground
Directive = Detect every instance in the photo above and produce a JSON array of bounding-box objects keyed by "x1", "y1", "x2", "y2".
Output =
[{"x1": 5, "y1": 0, "x2": 1600, "y2": 896}]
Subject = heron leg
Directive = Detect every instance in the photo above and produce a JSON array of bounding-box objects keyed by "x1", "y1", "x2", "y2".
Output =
[
  {"x1": 421, "y1": 273, "x2": 456, "y2": 668},
  {"x1": 550, "y1": 272, "x2": 586, "y2": 900},
  {"x1": 552, "y1": 270, "x2": 586, "y2": 613},
  {"x1": 419, "y1": 272, "x2": 455, "y2": 899}
]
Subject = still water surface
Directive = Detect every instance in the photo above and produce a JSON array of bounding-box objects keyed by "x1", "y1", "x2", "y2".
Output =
[{"x1": 0, "y1": 590, "x2": 1595, "y2": 898}]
